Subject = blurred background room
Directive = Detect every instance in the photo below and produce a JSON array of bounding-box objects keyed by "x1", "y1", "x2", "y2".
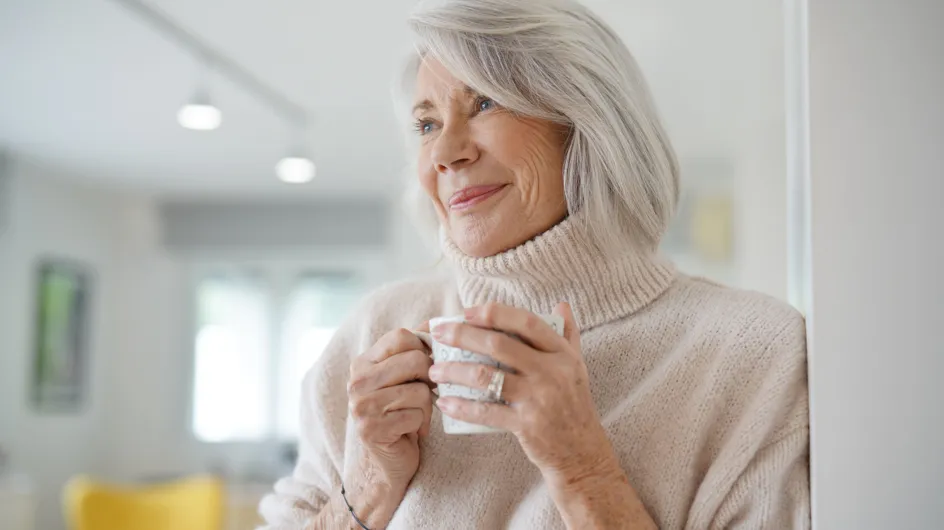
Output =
[{"x1": 5, "y1": 0, "x2": 935, "y2": 529}]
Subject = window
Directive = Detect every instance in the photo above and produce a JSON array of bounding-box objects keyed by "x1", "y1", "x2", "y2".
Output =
[
  {"x1": 192, "y1": 273, "x2": 270, "y2": 442},
  {"x1": 191, "y1": 269, "x2": 364, "y2": 443}
]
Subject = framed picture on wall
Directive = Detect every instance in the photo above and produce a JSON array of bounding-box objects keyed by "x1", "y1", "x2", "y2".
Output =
[{"x1": 31, "y1": 258, "x2": 93, "y2": 413}]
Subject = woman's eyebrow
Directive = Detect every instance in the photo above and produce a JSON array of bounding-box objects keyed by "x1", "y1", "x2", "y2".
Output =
[
  {"x1": 412, "y1": 100, "x2": 434, "y2": 115},
  {"x1": 413, "y1": 87, "x2": 480, "y2": 115}
]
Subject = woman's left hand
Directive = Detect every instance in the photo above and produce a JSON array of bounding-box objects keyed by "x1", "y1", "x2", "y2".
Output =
[{"x1": 428, "y1": 302, "x2": 616, "y2": 482}]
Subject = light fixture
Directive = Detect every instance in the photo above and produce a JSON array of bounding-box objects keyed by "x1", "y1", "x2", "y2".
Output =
[
  {"x1": 276, "y1": 128, "x2": 315, "y2": 184},
  {"x1": 177, "y1": 89, "x2": 221, "y2": 131},
  {"x1": 275, "y1": 155, "x2": 316, "y2": 184},
  {"x1": 113, "y1": 0, "x2": 318, "y2": 177}
]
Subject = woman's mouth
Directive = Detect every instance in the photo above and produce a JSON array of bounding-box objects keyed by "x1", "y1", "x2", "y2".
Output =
[{"x1": 448, "y1": 184, "x2": 509, "y2": 210}]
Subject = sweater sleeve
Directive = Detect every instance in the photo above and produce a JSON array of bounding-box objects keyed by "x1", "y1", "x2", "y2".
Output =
[
  {"x1": 701, "y1": 309, "x2": 812, "y2": 530},
  {"x1": 709, "y1": 427, "x2": 811, "y2": 530},
  {"x1": 256, "y1": 373, "x2": 339, "y2": 528}
]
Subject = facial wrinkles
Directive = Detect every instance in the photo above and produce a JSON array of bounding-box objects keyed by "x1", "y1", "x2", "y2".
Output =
[
  {"x1": 520, "y1": 120, "x2": 562, "y2": 221},
  {"x1": 413, "y1": 58, "x2": 571, "y2": 257},
  {"x1": 516, "y1": 138, "x2": 543, "y2": 222}
]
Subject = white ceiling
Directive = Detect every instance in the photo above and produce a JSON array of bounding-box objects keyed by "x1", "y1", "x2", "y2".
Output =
[{"x1": 0, "y1": 0, "x2": 784, "y2": 198}]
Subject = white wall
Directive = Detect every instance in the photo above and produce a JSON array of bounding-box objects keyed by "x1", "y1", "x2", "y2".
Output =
[
  {"x1": 97, "y1": 197, "x2": 193, "y2": 481},
  {"x1": 805, "y1": 0, "x2": 944, "y2": 528},
  {"x1": 733, "y1": 121, "x2": 788, "y2": 301},
  {"x1": 731, "y1": 0, "x2": 788, "y2": 302},
  {"x1": 0, "y1": 161, "x2": 125, "y2": 530}
]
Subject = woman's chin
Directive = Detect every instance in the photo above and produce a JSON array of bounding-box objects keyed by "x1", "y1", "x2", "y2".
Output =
[
  {"x1": 449, "y1": 223, "x2": 533, "y2": 258},
  {"x1": 447, "y1": 219, "x2": 514, "y2": 258},
  {"x1": 451, "y1": 234, "x2": 502, "y2": 258},
  {"x1": 460, "y1": 243, "x2": 503, "y2": 258}
]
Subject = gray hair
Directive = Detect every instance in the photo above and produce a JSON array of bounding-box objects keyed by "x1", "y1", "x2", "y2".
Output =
[{"x1": 396, "y1": 0, "x2": 679, "y2": 252}]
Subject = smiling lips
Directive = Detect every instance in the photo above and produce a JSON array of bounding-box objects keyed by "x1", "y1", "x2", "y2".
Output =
[{"x1": 448, "y1": 184, "x2": 508, "y2": 210}]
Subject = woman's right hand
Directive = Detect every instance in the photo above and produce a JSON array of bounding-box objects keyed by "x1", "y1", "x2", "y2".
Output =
[{"x1": 343, "y1": 326, "x2": 434, "y2": 526}]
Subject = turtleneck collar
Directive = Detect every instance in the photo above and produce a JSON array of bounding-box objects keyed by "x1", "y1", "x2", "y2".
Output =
[{"x1": 440, "y1": 218, "x2": 676, "y2": 331}]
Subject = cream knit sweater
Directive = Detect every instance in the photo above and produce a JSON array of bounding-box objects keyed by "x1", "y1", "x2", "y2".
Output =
[{"x1": 259, "y1": 219, "x2": 810, "y2": 529}]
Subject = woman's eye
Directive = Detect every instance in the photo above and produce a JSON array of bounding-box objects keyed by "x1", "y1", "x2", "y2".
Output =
[
  {"x1": 478, "y1": 98, "x2": 494, "y2": 112},
  {"x1": 414, "y1": 120, "x2": 435, "y2": 135}
]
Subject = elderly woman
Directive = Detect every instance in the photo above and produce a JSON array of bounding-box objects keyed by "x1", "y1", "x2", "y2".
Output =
[{"x1": 260, "y1": 0, "x2": 809, "y2": 528}]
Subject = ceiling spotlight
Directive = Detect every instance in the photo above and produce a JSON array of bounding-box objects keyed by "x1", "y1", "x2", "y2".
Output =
[
  {"x1": 177, "y1": 90, "x2": 221, "y2": 131},
  {"x1": 275, "y1": 155, "x2": 315, "y2": 184}
]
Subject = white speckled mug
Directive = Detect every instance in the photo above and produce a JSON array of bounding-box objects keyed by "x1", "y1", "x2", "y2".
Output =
[{"x1": 415, "y1": 313, "x2": 564, "y2": 434}]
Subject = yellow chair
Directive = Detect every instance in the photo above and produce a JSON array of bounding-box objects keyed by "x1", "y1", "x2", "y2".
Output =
[{"x1": 63, "y1": 474, "x2": 225, "y2": 530}]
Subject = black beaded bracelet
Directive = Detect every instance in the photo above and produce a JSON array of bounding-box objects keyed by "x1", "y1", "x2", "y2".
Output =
[{"x1": 340, "y1": 483, "x2": 371, "y2": 530}]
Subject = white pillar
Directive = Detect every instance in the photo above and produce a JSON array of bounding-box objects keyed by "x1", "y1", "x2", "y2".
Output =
[{"x1": 799, "y1": 0, "x2": 944, "y2": 527}]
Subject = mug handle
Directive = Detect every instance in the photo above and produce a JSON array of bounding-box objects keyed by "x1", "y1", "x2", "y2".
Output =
[
  {"x1": 410, "y1": 330, "x2": 438, "y2": 397},
  {"x1": 412, "y1": 330, "x2": 433, "y2": 350}
]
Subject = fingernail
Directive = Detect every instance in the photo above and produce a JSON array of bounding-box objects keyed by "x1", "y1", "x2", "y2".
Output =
[
  {"x1": 437, "y1": 399, "x2": 455, "y2": 413},
  {"x1": 431, "y1": 324, "x2": 444, "y2": 339},
  {"x1": 463, "y1": 307, "x2": 476, "y2": 320},
  {"x1": 428, "y1": 365, "x2": 442, "y2": 380}
]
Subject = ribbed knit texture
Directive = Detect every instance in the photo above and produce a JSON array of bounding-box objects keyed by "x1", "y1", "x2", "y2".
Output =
[
  {"x1": 260, "y1": 218, "x2": 810, "y2": 529},
  {"x1": 441, "y1": 220, "x2": 677, "y2": 332}
]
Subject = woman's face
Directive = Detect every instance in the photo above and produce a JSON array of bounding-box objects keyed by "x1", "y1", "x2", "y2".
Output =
[{"x1": 413, "y1": 58, "x2": 569, "y2": 257}]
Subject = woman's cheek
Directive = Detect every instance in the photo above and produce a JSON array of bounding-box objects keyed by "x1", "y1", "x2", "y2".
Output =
[
  {"x1": 416, "y1": 156, "x2": 449, "y2": 223},
  {"x1": 416, "y1": 153, "x2": 437, "y2": 199}
]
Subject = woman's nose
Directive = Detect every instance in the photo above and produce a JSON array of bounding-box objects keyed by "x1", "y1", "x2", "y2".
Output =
[{"x1": 431, "y1": 123, "x2": 479, "y2": 174}]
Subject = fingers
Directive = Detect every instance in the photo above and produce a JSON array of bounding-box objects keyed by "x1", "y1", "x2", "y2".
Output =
[
  {"x1": 554, "y1": 302, "x2": 581, "y2": 352},
  {"x1": 432, "y1": 322, "x2": 534, "y2": 372},
  {"x1": 349, "y1": 349, "x2": 433, "y2": 395},
  {"x1": 418, "y1": 390, "x2": 433, "y2": 437},
  {"x1": 364, "y1": 328, "x2": 428, "y2": 363},
  {"x1": 350, "y1": 382, "x2": 434, "y2": 442},
  {"x1": 348, "y1": 326, "x2": 437, "y2": 445},
  {"x1": 463, "y1": 303, "x2": 566, "y2": 353},
  {"x1": 351, "y1": 381, "x2": 431, "y2": 417},
  {"x1": 436, "y1": 397, "x2": 516, "y2": 431},
  {"x1": 429, "y1": 362, "x2": 521, "y2": 402},
  {"x1": 355, "y1": 408, "x2": 425, "y2": 443}
]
